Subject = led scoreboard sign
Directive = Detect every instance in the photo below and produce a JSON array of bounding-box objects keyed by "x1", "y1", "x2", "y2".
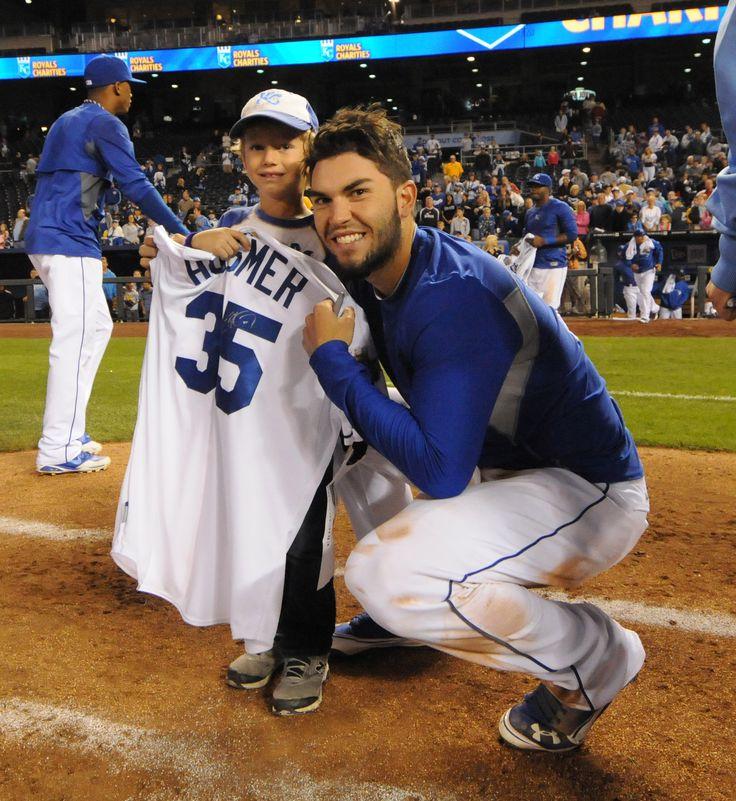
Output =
[{"x1": 0, "y1": 5, "x2": 725, "y2": 81}]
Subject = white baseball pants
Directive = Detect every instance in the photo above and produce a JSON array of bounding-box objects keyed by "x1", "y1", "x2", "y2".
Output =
[
  {"x1": 623, "y1": 285, "x2": 638, "y2": 318},
  {"x1": 527, "y1": 266, "x2": 568, "y2": 310},
  {"x1": 345, "y1": 467, "x2": 649, "y2": 709},
  {"x1": 633, "y1": 270, "x2": 656, "y2": 320},
  {"x1": 30, "y1": 254, "x2": 113, "y2": 467},
  {"x1": 658, "y1": 307, "x2": 682, "y2": 319}
]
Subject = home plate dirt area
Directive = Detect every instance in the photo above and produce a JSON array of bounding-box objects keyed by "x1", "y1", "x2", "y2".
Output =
[{"x1": 0, "y1": 446, "x2": 735, "y2": 801}]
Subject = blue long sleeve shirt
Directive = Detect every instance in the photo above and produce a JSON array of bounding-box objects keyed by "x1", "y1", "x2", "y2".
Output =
[
  {"x1": 25, "y1": 102, "x2": 187, "y2": 258},
  {"x1": 707, "y1": 2, "x2": 736, "y2": 293},
  {"x1": 522, "y1": 197, "x2": 578, "y2": 270},
  {"x1": 626, "y1": 238, "x2": 664, "y2": 274},
  {"x1": 310, "y1": 228, "x2": 642, "y2": 499}
]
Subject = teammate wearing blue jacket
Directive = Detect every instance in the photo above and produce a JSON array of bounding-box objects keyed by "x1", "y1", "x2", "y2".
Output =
[
  {"x1": 625, "y1": 226, "x2": 663, "y2": 323},
  {"x1": 613, "y1": 244, "x2": 640, "y2": 320},
  {"x1": 27, "y1": 55, "x2": 188, "y2": 474},
  {"x1": 516, "y1": 172, "x2": 578, "y2": 310},
  {"x1": 707, "y1": 1, "x2": 736, "y2": 321},
  {"x1": 302, "y1": 106, "x2": 649, "y2": 753}
]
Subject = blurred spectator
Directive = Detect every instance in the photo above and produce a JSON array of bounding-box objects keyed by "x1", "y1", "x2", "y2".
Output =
[
  {"x1": 641, "y1": 147, "x2": 657, "y2": 183},
  {"x1": 123, "y1": 282, "x2": 140, "y2": 322},
  {"x1": 29, "y1": 268, "x2": 49, "y2": 319},
  {"x1": 140, "y1": 274, "x2": 153, "y2": 320},
  {"x1": 442, "y1": 154, "x2": 463, "y2": 183},
  {"x1": 0, "y1": 285, "x2": 14, "y2": 319},
  {"x1": 450, "y1": 207, "x2": 470, "y2": 238},
  {"x1": 589, "y1": 193, "x2": 614, "y2": 232},
  {"x1": 153, "y1": 164, "x2": 166, "y2": 192},
  {"x1": 546, "y1": 146, "x2": 560, "y2": 176},
  {"x1": 101, "y1": 256, "x2": 117, "y2": 316},
  {"x1": 122, "y1": 213, "x2": 143, "y2": 245},
  {"x1": 425, "y1": 132, "x2": 441, "y2": 174},
  {"x1": 554, "y1": 108, "x2": 568, "y2": 136},
  {"x1": 0, "y1": 222, "x2": 10, "y2": 249},
  {"x1": 441, "y1": 193, "x2": 457, "y2": 226},
  {"x1": 178, "y1": 189, "x2": 195, "y2": 219},
  {"x1": 417, "y1": 196, "x2": 440, "y2": 228},
  {"x1": 483, "y1": 234, "x2": 504, "y2": 257},
  {"x1": 477, "y1": 206, "x2": 497, "y2": 240},
  {"x1": 12, "y1": 208, "x2": 28, "y2": 242},
  {"x1": 575, "y1": 201, "x2": 590, "y2": 237},
  {"x1": 639, "y1": 194, "x2": 662, "y2": 232}
]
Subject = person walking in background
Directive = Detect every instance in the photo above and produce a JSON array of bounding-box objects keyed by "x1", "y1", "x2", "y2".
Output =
[
  {"x1": 24, "y1": 54, "x2": 188, "y2": 475},
  {"x1": 625, "y1": 226, "x2": 663, "y2": 324},
  {"x1": 515, "y1": 173, "x2": 577, "y2": 310}
]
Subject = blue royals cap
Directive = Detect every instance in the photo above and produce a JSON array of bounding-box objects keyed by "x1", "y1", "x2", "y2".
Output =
[
  {"x1": 633, "y1": 226, "x2": 646, "y2": 236},
  {"x1": 84, "y1": 55, "x2": 146, "y2": 88},
  {"x1": 528, "y1": 173, "x2": 553, "y2": 188}
]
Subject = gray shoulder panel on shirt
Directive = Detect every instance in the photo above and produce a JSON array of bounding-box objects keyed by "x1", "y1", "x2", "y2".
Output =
[{"x1": 488, "y1": 284, "x2": 540, "y2": 440}]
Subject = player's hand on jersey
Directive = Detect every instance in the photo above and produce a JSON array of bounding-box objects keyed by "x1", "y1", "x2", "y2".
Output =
[
  {"x1": 530, "y1": 235, "x2": 547, "y2": 249},
  {"x1": 303, "y1": 299, "x2": 355, "y2": 357},
  {"x1": 139, "y1": 235, "x2": 158, "y2": 270},
  {"x1": 188, "y1": 228, "x2": 251, "y2": 260},
  {"x1": 706, "y1": 280, "x2": 736, "y2": 321}
]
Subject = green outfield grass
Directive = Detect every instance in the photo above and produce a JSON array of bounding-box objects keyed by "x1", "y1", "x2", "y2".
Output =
[{"x1": 0, "y1": 335, "x2": 734, "y2": 453}]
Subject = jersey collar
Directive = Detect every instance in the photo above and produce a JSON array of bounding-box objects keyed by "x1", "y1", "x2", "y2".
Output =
[{"x1": 254, "y1": 204, "x2": 315, "y2": 229}]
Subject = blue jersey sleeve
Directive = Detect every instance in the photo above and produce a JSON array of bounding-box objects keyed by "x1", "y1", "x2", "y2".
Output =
[
  {"x1": 557, "y1": 202, "x2": 578, "y2": 246},
  {"x1": 707, "y1": 2, "x2": 736, "y2": 293},
  {"x1": 90, "y1": 116, "x2": 187, "y2": 236},
  {"x1": 310, "y1": 277, "x2": 519, "y2": 498}
]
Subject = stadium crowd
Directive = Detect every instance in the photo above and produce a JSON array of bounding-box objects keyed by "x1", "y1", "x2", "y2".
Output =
[{"x1": 0, "y1": 106, "x2": 726, "y2": 321}]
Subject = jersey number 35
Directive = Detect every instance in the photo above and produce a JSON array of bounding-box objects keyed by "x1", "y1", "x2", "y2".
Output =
[{"x1": 175, "y1": 290, "x2": 282, "y2": 415}]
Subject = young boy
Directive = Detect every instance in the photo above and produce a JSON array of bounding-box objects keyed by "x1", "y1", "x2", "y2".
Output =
[{"x1": 140, "y1": 90, "x2": 410, "y2": 715}]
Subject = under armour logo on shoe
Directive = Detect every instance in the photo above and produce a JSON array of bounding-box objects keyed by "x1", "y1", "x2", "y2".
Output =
[{"x1": 531, "y1": 723, "x2": 561, "y2": 745}]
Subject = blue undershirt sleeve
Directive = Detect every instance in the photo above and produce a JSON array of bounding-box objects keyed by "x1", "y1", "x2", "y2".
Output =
[
  {"x1": 559, "y1": 203, "x2": 579, "y2": 245},
  {"x1": 91, "y1": 116, "x2": 188, "y2": 236},
  {"x1": 310, "y1": 278, "x2": 520, "y2": 498},
  {"x1": 707, "y1": 3, "x2": 736, "y2": 293}
]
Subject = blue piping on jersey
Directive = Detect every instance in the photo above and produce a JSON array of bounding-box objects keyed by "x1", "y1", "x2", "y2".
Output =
[
  {"x1": 443, "y1": 483, "x2": 610, "y2": 700},
  {"x1": 66, "y1": 257, "x2": 86, "y2": 462}
]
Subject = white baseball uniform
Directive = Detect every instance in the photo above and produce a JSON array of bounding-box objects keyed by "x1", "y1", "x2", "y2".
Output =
[{"x1": 112, "y1": 227, "x2": 374, "y2": 651}]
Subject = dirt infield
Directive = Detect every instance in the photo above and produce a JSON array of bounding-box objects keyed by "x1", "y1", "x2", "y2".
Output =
[
  {"x1": 1, "y1": 445, "x2": 735, "y2": 801},
  {"x1": 1, "y1": 317, "x2": 735, "y2": 340}
]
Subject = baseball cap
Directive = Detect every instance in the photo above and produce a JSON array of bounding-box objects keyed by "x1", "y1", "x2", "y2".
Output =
[
  {"x1": 84, "y1": 55, "x2": 146, "y2": 88},
  {"x1": 633, "y1": 226, "x2": 646, "y2": 236},
  {"x1": 528, "y1": 173, "x2": 553, "y2": 188},
  {"x1": 230, "y1": 89, "x2": 319, "y2": 139}
]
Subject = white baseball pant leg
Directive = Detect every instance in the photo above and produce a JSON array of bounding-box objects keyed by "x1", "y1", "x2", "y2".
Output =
[
  {"x1": 623, "y1": 285, "x2": 638, "y2": 318},
  {"x1": 345, "y1": 468, "x2": 649, "y2": 709},
  {"x1": 30, "y1": 254, "x2": 113, "y2": 467},
  {"x1": 658, "y1": 307, "x2": 681, "y2": 319},
  {"x1": 527, "y1": 267, "x2": 568, "y2": 310},
  {"x1": 633, "y1": 270, "x2": 656, "y2": 319}
]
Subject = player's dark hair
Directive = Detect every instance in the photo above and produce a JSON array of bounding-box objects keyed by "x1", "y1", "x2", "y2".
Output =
[{"x1": 305, "y1": 104, "x2": 411, "y2": 187}]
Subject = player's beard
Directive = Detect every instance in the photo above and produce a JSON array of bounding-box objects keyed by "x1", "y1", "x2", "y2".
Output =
[{"x1": 330, "y1": 200, "x2": 402, "y2": 282}]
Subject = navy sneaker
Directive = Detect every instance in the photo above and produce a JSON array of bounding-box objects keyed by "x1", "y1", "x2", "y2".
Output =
[
  {"x1": 331, "y1": 612, "x2": 422, "y2": 655},
  {"x1": 499, "y1": 684, "x2": 611, "y2": 752},
  {"x1": 37, "y1": 451, "x2": 111, "y2": 475}
]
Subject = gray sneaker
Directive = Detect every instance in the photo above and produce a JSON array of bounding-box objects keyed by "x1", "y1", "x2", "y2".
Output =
[
  {"x1": 271, "y1": 655, "x2": 329, "y2": 716},
  {"x1": 226, "y1": 649, "x2": 280, "y2": 690}
]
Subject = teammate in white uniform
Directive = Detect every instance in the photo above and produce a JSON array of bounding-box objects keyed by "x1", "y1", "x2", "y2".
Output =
[
  {"x1": 137, "y1": 90, "x2": 410, "y2": 715},
  {"x1": 25, "y1": 55, "x2": 188, "y2": 474},
  {"x1": 302, "y1": 107, "x2": 649, "y2": 753}
]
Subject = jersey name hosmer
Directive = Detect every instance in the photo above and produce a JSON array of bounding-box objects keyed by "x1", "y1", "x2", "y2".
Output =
[{"x1": 184, "y1": 237, "x2": 309, "y2": 310}]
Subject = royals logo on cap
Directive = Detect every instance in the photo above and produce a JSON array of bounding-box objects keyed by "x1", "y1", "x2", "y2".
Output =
[{"x1": 229, "y1": 89, "x2": 319, "y2": 139}]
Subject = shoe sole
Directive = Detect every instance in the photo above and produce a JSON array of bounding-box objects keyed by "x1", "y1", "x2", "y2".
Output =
[
  {"x1": 331, "y1": 636, "x2": 423, "y2": 656},
  {"x1": 226, "y1": 671, "x2": 275, "y2": 690},
  {"x1": 37, "y1": 462, "x2": 110, "y2": 475},
  {"x1": 271, "y1": 665, "x2": 329, "y2": 716},
  {"x1": 498, "y1": 709, "x2": 581, "y2": 753}
]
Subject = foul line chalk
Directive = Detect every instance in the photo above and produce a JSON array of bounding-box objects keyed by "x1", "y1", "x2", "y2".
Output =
[
  {"x1": 0, "y1": 698, "x2": 452, "y2": 801},
  {"x1": 611, "y1": 389, "x2": 736, "y2": 403},
  {"x1": 0, "y1": 515, "x2": 108, "y2": 541}
]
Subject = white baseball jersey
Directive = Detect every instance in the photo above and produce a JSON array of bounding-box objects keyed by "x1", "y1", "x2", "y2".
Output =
[{"x1": 112, "y1": 226, "x2": 371, "y2": 651}]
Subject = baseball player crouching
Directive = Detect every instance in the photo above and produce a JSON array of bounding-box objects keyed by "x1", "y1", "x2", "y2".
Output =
[
  {"x1": 25, "y1": 55, "x2": 188, "y2": 474},
  {"x1": 303, "y1": 107, "x2": 649, "y2": 753}
]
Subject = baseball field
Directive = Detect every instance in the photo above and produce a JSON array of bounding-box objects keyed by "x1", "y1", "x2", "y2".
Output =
[{"x1": 1, "y1": 319, "x2": 735, "y2": 801}]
